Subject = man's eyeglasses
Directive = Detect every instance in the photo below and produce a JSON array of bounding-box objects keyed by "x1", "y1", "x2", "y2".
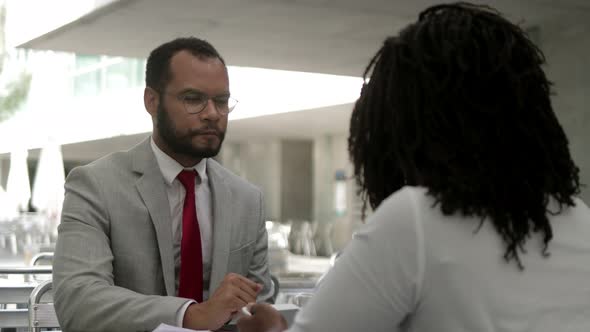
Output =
[{"x1": 163, "y1": 90, "x2": 238, "y2": 115}]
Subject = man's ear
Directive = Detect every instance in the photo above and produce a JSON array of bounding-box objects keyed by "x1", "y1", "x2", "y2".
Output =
[{"x1": 144, "y1": 87, "x2": 159, "y2": 116}]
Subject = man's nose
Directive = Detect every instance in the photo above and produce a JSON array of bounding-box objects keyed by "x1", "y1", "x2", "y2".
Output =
[{"x1": 200, "y1": 99, "x2": 221, "y2": 120}]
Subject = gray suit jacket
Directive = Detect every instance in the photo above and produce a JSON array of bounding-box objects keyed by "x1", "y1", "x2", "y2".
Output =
[{"x1": 53, "y1": 138, "x2": 273, "y2": 332}]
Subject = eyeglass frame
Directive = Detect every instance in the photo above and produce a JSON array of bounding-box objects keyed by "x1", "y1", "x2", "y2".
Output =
[{"x1": 158, "y1": 88, "x2": 238, "y2": 115}]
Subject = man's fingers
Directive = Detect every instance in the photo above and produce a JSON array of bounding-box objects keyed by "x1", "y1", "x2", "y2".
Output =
[
  {"x1": 215, "y1": 274, "x2": 264, "y2": 311},
  {"x1": 235, "y1": 279, "x2": 260, "y2": 299},
  {"x1": 232, "y1": 284, "x2": 257, "y2": 304},
  {"x1": 226, "y1": 274, "x2": 262, "y2": 298}
]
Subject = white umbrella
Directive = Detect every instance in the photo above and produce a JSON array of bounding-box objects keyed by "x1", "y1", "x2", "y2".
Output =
[
  {"x1": 31, "y1": 140, "x2": 65, "y2": 236},
  {"x1": 6, "y1": 148, "x2": 31, "y2": 213},
  {"x1": 0, "y1": 184, "x2": 19, "y2": 254},
  {"x1": 0, "y1": 184, "x2": 18, "y2": 220}
]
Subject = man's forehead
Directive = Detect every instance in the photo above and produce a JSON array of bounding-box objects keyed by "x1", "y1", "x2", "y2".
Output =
[
  {"x1": 170, "y1": 50, "x2": 225, "y2": 73},
  {"x1": 167, "y1": 51, "x2": 228, "y2": 92}
]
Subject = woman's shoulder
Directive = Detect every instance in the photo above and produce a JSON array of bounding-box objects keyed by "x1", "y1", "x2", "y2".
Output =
[
  {"x1": 361, "y1": 186, "x2": 430, "y2": 236},
  {"x1": 374, "y1": 186, "x2": 430, "y2": 217}
]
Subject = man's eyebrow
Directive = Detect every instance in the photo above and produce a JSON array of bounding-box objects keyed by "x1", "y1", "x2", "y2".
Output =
[
  {"x1": 213, "y1": 92, "x2": 231, "y2": 98},
  {"x1": 179, "y1": 88, "x2": 206, "y2": 95},
  {"x1": 178, "y1": 88, "x2": 231, "y2": 97}
]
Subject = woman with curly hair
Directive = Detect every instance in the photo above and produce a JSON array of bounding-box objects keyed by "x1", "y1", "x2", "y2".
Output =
[{"x1": 239, "y1": 2, "x2": 590, "y2": 331}]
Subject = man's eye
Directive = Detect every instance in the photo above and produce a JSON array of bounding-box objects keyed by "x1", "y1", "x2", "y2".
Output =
[
  {"x1": 184, "y1": 95, "x2": 207, "y2": 104},
  {"x1": 214, "y1": 97, "x2": 229, "y2": 105}
]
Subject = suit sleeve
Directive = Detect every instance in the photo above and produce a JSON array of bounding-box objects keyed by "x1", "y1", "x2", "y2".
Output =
[
  {"x1": 53, "y1": 166, "x2": 188, "y2": 332},
  {"x1": 247, "y1": 190, "x2": 274, "y2": 303}
]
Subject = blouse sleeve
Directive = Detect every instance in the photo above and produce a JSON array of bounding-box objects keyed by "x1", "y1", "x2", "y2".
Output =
[{"x1": 287, "y1": 187, "x2": 425, "y2": 332}]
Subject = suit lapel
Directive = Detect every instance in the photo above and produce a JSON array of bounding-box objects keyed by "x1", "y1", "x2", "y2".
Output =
[
  {"x1": 132, "y1": 139, "x2": 176, "y2": 296},
  {"x1": 208, "y1": 159, "x2": 233, "y2": 293}
]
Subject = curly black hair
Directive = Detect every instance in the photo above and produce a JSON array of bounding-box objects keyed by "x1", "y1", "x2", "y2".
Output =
[{"x1": 348, "y1": 2, "x2": 581, "y2": 269}]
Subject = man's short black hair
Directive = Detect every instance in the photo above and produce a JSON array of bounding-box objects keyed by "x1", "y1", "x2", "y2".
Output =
[{"x1": 145, "y1": 37, "x2": 225, "y2": 93}]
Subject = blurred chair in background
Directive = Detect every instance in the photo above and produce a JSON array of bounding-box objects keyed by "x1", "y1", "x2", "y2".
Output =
[
  {"x1": 288, "y1": 221, "x2": 316, "y2": 257},
  {"x1": 28, "y1": 280, "x2": 59, "y2": 332}
]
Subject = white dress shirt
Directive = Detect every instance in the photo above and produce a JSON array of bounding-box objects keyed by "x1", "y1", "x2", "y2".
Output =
[{"x1": 150, "y1": 138, "x2": 214, "y2": 326}]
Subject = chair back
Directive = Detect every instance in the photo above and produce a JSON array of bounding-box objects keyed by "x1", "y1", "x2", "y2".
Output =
[
  {"x1": 29, "y1": 280, "x2": 59, "y2": 332},
  {"x1": 0, "y1": 266, "x2": 52, "y2": 329}
]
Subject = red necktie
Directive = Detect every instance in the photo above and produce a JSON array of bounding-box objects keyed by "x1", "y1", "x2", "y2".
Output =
[{"x1": 177, "y1": 170, "x2": 203, "y2": 302}]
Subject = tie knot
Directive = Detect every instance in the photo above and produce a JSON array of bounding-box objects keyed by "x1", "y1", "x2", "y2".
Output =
[{"x1": 177, "y1": 170, "x2": 196, "y2": 190}]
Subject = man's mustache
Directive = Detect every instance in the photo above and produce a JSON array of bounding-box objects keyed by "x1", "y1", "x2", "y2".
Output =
[{"x1": 189, "y1": 127, "x2": 223, "y2": 136}]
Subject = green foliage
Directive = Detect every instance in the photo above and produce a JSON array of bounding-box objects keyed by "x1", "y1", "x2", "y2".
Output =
[
  {"x1": 0, "y1": 2, "x2": 31, "y2": 123},
  {"x1": 0, "y1": 72, "x2": 31, "y2": 121}
]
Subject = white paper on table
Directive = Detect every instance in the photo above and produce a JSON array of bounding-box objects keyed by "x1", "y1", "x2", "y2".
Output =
[{"x1": 152, "y1": 323, "x2": 209, "y2": 332}]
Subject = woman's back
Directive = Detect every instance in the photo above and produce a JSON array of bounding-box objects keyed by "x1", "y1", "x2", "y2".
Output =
[
  {"x1": 289, "y1": 187, "x2": 590, "y2": 332},
  {"x1": 414, "y1": 187, "x2": 590, "y2": 331}
]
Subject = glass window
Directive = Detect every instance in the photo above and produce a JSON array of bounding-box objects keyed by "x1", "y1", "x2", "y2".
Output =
[
  {"x1": 73, "y1": 70, "x2": 101, "y2": 97},
  {"x1": 136, "y1": 59, "x2": 146, "y2": 87},
  {"x1": 105, "y1": 60, "x2": 134, "y2": 91},
  {"x1": 75, "y1": 54, "x2": 101, "y2": 70}
]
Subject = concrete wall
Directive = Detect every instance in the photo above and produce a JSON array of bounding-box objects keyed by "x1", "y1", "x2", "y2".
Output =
[
  {"x1": 220, "y1": 140, "x2": 282, "y2": 220},
  {"x1": 220, "y1": 139, "x2": 314, "y2": 222},
  {"x1": 313, "y1": 134, "x2": 362, "y2": 251},
  {"x1": 280, "y1": 140, "x2": 312, "y2": 221}
]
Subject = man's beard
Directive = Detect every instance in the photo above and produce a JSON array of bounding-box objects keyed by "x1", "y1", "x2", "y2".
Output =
[{"x1": 157, "y1": 102, "x2": 225, "y2": 159}]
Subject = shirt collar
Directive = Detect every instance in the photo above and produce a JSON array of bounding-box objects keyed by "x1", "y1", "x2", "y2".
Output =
[{"x1": 150, "y1": 137, "x2": 208, "y2": 186}]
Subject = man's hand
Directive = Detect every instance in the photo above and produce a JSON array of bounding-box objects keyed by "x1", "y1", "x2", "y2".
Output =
[
  {"x1": 237, "y1": 303, "x2": 288, "y2": 332},
  {"x1": 183, "y1": 273, "x2": 262, "y2": 331}
]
